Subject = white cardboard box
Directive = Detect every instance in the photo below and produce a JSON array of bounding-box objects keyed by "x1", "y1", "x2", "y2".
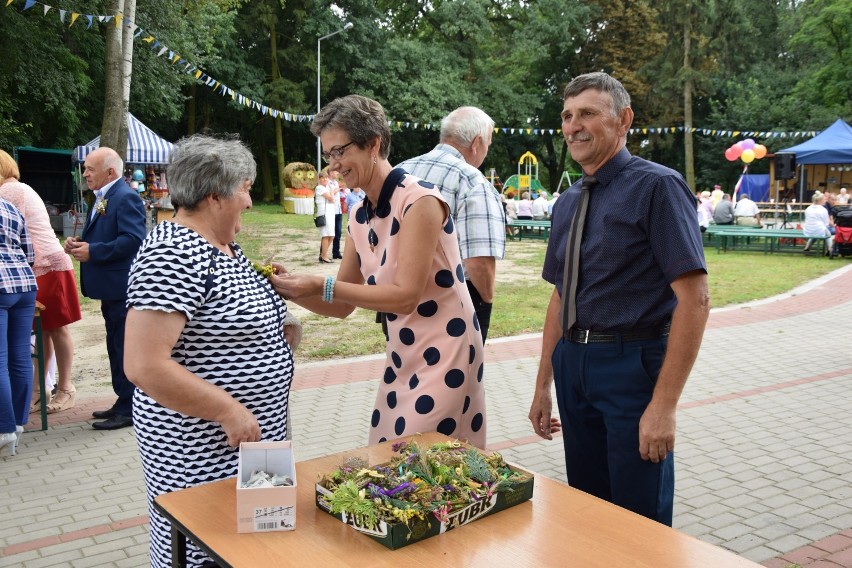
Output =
[{"x1": 236, "y1": 441, "x2": 297, "y2": 533}]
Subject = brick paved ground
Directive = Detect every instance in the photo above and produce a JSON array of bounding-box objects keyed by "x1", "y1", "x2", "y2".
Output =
[{"x1": 2, "y1": 264, "x2": 851, "y2": 567}]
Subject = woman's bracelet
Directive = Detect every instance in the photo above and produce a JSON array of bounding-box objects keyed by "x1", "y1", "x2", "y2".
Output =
[{"x1": 323, "y1": 275, "x2": 335, "y2": 303}]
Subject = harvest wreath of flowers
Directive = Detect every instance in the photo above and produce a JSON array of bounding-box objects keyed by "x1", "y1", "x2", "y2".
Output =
[{"x1": 317, "y1": 440, "x2": 531, "y2": 527}]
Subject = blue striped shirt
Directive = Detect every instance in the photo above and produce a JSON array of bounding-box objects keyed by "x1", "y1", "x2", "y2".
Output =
[
  {"x1": 0, "y1": 197, "x2": 37, "y2": 294},
  {"x1": 399, "y1": 144, "x2": 506, "y2": 266}
]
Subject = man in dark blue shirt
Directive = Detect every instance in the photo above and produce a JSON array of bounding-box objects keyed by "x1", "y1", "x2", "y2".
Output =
[{"x1": 528, "y1": 72, "x2": 709, "y2": 526}]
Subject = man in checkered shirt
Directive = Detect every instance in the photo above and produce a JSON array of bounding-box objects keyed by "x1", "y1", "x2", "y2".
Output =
[{"x1": 399, "y1": 107, "x2": 506, "y2": 342}]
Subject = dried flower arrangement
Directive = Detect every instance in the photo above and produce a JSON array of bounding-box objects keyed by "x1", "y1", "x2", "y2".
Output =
[{"x1": 317, "y1": 440, "x2": 531, "y2": 528}]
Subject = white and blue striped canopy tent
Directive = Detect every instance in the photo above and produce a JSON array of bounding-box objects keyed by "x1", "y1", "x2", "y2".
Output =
[{"x1": 73, "y1": 113, "x2": 173, "y2": 165}]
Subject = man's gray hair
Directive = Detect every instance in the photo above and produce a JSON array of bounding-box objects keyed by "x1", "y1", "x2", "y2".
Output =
[
  {"x1": 440, "y1": 106, "x2": 495, "y2": 146},
  {"x1": 101, "y1": 148, "x2": 124, "y2": 176},
  {"x1": 311, "y1": 95, "x2": 392, "y2": 159},
  {"x1": 563, "y1": 72, "x2": 631, "y2": 117},
  {"x1": 167, "y1": 134, "x2": 256, "y2": 210}
]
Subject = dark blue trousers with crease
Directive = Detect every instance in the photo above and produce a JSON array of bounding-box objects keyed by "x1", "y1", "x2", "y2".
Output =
[{"x1": 552, "y1": 335, "x2": 674, "y2": 526}]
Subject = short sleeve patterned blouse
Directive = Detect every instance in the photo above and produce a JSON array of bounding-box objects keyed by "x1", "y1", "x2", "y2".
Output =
[
  {"x1": 126, "y1": 221, "x2": 294, "y2": 568},
  {"x1": 349, "y1": 168, "x2": 486, "y2": 448}
]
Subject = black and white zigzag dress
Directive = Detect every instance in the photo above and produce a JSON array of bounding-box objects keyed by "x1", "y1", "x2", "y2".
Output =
[{"x1": 127, "y1": 221, "x2": 293, "y2": 568}]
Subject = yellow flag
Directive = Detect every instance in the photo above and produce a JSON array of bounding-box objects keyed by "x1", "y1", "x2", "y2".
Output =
[
  {"x1": 70, "y1": 12, "x2": 80, "y2": 26},
  {"x1": 115, "y1": 14, "x2": 123, "y2": 28},
  {"x1": 6, "y1": 0, "x2": 13, "y2": 7}
]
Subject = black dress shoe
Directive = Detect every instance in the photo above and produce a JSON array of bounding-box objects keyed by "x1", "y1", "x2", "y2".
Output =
[
  {"x1": 92, "y1": 414, "x2": 133, "y2": 430},
  {"x1": 333, "y1": 254, "x2": 343, "y2": 259},
  {"x1": 92, "y1": 408, "x2": 116, "y2": 419}
]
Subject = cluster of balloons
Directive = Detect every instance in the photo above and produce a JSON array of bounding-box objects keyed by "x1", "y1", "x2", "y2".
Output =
[{"x1": 724, "y1": 139, "x2": 767, "y2": 164}]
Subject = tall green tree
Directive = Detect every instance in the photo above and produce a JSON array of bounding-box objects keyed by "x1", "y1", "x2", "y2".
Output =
[
  {"x1": 0, "y1": 4, "x2": 97, "y2": 148},
  {"x1": 644, "y1": 0, "x2": 756, "y2": 189}
]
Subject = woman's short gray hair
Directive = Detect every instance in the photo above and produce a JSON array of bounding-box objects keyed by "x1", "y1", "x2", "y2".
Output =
[
  {"x1": 440, "y1": 107, "x2": 495, "y2": 146},
  {"x1": 310, "y1": 95, "x2": 391, "y2": 159},
  {"x1": 563, "y1": 72, "x2": 632, "y2": 117},
  {"x1": 167, "y1": 134, "x2": 256, "y2": 210}
]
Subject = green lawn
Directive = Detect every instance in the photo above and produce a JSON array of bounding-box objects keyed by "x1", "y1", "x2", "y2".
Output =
[{"x1": 73, "y1": 203, "x2": 849, "y2": 361}]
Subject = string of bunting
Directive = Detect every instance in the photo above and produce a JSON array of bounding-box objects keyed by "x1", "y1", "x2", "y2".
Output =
[{"x1": 5, "y1": 0, "x2": 819, "y2": 141}]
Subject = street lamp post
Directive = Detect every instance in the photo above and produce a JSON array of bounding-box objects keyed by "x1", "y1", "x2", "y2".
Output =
[{"x1": 317, "y1": 22, "x2": 354, "y2": 171}]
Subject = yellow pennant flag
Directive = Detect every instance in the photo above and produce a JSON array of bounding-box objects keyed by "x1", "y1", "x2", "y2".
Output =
[
  {"x1": 195, "y1": 70, "x2": 202, "y2": 79},
  {"x1": 171, "y1": 54, "x2": 180, "y2": 63},
  {"x1": 115, "y1": 14, "x2": 122, "y2": 28},
  {"x1": 6, "y1": 0, "x2": 13, "y2": 7},
  {"x1": 143, "y1": 36, "x2": 155, "y2": 43},
  {"x1": 70, "y1": 13, "x2": 80, "y2": 26}
]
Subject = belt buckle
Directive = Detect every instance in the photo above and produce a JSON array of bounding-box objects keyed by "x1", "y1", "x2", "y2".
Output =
[{"x1": 577, "y1": 329, "x2": 590, "y2": 344}]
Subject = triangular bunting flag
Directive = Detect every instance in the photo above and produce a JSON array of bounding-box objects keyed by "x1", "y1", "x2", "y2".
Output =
[
  {"x1": 59, "y1": 9, "x2": 65, "y2": 21},
  {"x1": 23, "y1": 0, "x2": 35, "y2": 10},
  {"x1": 70, "y1": 12, "x2": 80, "y2": 26},
  {"x1": 86, "y1": 15, "x2": 93, "y2": 28},
  {"x1": 42, "y1": 5, "x2": 50, "y2": 16}
]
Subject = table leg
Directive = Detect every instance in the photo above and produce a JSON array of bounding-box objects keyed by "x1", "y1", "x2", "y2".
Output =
[
  {"x1": 171, "y1": 524, "x2": 187, "y2": 568},
  {"x1": 33, "y1": 312, "x2": 48, "y2": 431}
]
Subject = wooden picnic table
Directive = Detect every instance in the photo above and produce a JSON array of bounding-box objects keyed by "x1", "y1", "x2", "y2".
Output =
[
  {"x1": 705, "y1": 226, "x2": 825, "y2": 255},
  {"x1": 506, "y1": 218, "x2": 551, "y2": 241}
]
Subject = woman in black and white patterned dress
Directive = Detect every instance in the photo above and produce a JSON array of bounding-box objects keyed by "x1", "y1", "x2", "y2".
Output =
[{"x1": 124, "y1": 135, "x2": 297, "y2": 568}]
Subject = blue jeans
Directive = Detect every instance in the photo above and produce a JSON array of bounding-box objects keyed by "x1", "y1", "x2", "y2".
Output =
[
  {"x1": 552, "y1": 336, "x2": 674, "y2": 526},
  {"x1": 332, "y1": 213, "x2": 343, "y2": 257},
  {"x1": 0, "y1": 290, "x2": 37, "y2": 433}
]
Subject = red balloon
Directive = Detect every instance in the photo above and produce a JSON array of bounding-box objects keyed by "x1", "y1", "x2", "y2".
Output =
[
  {"x1": 729, "y1": 144, "x2": 743, "y2": 159},
  {"x1": 724, "y1": 147, "x2": 738, "y2": 161}
]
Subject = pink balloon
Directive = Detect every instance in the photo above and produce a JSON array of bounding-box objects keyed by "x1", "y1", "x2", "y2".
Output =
[
  {"x1": 729, "y1": 144, "x2": 743, "y2": 159},
  {"x1": 734, "y1": 141, "x2": 745, "y2": 149},
  {"x1": 742, "y1": 138, "x2": 755, "y2": 150},
  {"x1": 724, "y1": 147, "x2": 738, "y2": 161}
]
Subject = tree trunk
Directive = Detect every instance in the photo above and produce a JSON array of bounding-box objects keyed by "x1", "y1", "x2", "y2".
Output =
[
  {"x1": 683, "y1": 13, "x2": 695, "y2": 191},
  {"x1": 269, "y1": 18, "x2": 287, "y2": 205},
  {"x1": 118, "y1": 0, "x2": 136, "y2": 154},
  {"x1": 259, "y1": 121, "x2": 274, "y2": 202},
  {"x1": 187, "y1": 84, "x2": 197, "y2": 135},
  {"x1": 101, "y1": 0, "x2": 125, "y2": 156}
]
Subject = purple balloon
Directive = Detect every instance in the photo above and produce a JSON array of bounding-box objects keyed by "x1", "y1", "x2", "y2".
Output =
[{"x1": 741, "y1": 138, "x2": 755, "y2": 150}]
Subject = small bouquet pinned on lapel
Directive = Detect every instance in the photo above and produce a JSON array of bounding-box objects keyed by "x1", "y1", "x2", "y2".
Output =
[{"x1": 95, "y1": 199, "x2": 108, "y2": 216}]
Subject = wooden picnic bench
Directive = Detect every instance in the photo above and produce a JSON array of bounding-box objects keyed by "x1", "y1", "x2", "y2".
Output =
[
  {"x1": 506, "y1": 219, "x2": 551, "y2": 241},
  {"x1": 705, "y1": 226, "x2": 827, "y2": 255}
]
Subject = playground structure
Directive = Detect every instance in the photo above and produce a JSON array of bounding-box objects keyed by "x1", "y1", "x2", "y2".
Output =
[
  {"x1": 502, "y1": 151, "x2": 546, "y2": 196},
  {"x1": 498, "y1": 151, "x2": 582, "y2": 197}
]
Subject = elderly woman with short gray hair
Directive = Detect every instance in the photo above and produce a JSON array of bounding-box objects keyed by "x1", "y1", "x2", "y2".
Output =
[{"x1": 124, "y1": 134, "x2": 298, "y2": 568}]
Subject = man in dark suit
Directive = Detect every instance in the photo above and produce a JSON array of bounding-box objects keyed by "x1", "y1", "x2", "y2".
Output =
[{"x1": 64, "y1": 147, "x2": 146, "y2": 430}]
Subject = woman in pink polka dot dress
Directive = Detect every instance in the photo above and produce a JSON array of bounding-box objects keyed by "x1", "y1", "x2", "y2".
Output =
[{"x1": 272, "y1": 95, "x2": 486, "y2": 448}]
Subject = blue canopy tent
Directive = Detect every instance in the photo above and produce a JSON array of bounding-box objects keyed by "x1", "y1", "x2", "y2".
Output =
[
  {"x1": 777, "y1": 119, "x2": 852, "y2": 164},
  {"x1": 777, "y1": 119, "x2": 852, "y2": 201},
  {"x1": 73, "y1": 113, "x2": 173, "y2": 165}
]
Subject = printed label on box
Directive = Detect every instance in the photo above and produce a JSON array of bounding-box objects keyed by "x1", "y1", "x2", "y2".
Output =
[
  {"x1": 254, "y1": 506, "x2": 295, "y2": 532},
  {"x1": 441, "y1": 494, "x2": 497, "y2": 533},
  {"x1": 342, "y1": 512, "x2": 389, "y2": 537}
]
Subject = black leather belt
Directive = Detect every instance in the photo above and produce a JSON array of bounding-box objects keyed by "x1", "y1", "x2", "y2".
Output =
[{"x1": 566, "y1": 323, "x2": 671, "y2": 344}]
